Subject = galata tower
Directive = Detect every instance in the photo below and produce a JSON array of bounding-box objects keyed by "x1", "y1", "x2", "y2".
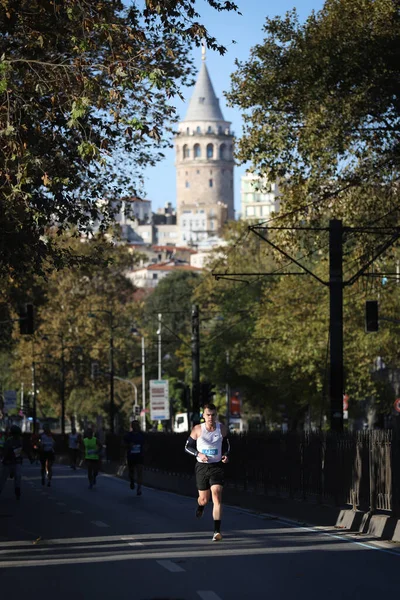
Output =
[{"x1": 175, "y1": 49, "x2": 235, "y2": 245}]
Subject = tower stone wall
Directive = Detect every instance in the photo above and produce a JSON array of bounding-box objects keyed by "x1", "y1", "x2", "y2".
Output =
[{"x1": 175, "y1": 60, "x2": 235, "y2": 244}]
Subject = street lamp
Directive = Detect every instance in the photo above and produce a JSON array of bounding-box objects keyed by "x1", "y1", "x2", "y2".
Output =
[
  {"x1": 131, "y1": 326, "x2": 146, "y2": 432},
  {"x1": 88, "y1": 310, "x2": 115, "y2": 434},
  {"x1": 41, "y1": 332, "x2": 66, "y2": 435},
  {"x1": 157, "y1": 313, "x2": 162, "y2": 380}
]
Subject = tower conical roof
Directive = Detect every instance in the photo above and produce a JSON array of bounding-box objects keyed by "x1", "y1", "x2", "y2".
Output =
[{"x1": 183, "y1": 62, "x2": 225, "y2": 122}]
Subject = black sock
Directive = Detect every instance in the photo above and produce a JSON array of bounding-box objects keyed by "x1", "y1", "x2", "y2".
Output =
[{"x1": 214, "y1": 520, "x2": 221, "y2": 533}]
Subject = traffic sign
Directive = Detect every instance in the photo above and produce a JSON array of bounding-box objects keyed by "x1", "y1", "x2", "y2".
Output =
[
  {"x1": 343, "y1": 394, "x2": 349, "y2": 411},
  {"x1": 393, "y1": 398, "x2": 400, "y2": 413}
]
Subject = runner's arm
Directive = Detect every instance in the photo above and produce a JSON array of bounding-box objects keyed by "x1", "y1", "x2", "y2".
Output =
[
  {"x1": 221, "y1": 424, "x2": 230, "y2": 461},
  {"x1": 185, "y1": 436, "x2": 198, "y2": 457}
]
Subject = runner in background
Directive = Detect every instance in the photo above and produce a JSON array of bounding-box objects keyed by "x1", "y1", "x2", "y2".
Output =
[
  {"x1": 68, "y1": 428, "x2": 81, "y2": 470},
  {"x1": 0, "y1": 425, "x2": 31, "y2": 499},
  {"x1": 124, "y1": 420, "x2": 145, "y2": 496},
  {"x1": 39, "y1": 425, "x2": 56, "y2": 487},
  {"x1": 82, "y1": 428, "x2": 102, "y2": 489}
]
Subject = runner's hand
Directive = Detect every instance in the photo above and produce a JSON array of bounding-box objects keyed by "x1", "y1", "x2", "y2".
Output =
[
  {"x1": 198, "y1": 452, "x2": 208, "y2": 463},
  {"x1": 222, "y1": 455, "x2": 229, "y2": 464}
]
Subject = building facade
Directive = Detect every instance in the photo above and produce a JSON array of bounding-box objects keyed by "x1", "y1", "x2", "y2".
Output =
[
  {"x1": 240, "y1": 173, "x2": 280, "y2": 222},
  {"x1": 175, "y1": 52, "x2": 235, "y2": 245}
]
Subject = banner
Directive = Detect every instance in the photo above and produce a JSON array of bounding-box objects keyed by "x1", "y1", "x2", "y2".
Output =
[
  {"x1": 149, "y1": 380, "x2": 170, "y2": 421},
  {"x1": 3, "y1": 390, "x2": 17, "y2": 413},
  {"x1": 230, "y1": 392, "x2": 241, "y2": 416}
]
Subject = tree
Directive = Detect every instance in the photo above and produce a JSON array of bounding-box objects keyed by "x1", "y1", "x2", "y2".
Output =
[
  {"x1": 227, "y1": 0, "x2": 400, "y2": 224},
  {"x1": 0, "y1": 0, "x2": 238, "y2": 282},
  {"x1": 11, "y1": 234, "x2": 143, "y2": 423}
]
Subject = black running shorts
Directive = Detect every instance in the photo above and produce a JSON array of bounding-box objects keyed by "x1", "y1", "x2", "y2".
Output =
[
  {"x1": 40, "y1": 451, "x2": 55, "y2": 464},
  {"x1": 195, "y1": 461, "x2": 224, "y2": 491}
]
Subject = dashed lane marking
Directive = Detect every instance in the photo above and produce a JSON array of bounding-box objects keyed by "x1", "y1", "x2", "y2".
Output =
[
  {"x1": 70, "y1": 510, "x2": 83, "y2": 515},
  {"x1": 157, "y1": 559, "x2": 185, "y2": 572},
  {"x1": 57, "y1": 502, "x2": 66, "y2": 507},
  {"x1": 197, "y1": 593, "x2": 223, "y2": 600},
  {"x1": 91, "y1": 521, "x2": 109, "y2": 528}
]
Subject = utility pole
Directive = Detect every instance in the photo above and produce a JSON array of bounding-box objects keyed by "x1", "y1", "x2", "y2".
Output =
[
  {"x1": 60, "y1": 337, "x2": 66, "y2": 436},
  {"x1": 225, "y1": 350, "x2": 230, "y2": 430},
  {"x1": 32, "y1": 361, "x2": 37, "y2": 433},
  {"x1": 109, "y1": 318, "x2": 115, "y2": 434},
  {"x1": 157, "y1": 313, "x2": 162, "y2": 380},
  {"x1": 141, "y1": 335, "x2": 146, "y2": 431},
  {"x1": 191, "y1": 304, "x2": 200, "y2": 425},
  {"x1": 329, "y1": 219, "x2": 344, "y2": 432}
]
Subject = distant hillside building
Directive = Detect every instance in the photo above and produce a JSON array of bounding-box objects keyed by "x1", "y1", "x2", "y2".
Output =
[
  {"x1": 175, "y1": 50, "x2": 235, "y2": 245},
  {"x1": 240, "y1": 173, "x2": 280, "y2": 221}
]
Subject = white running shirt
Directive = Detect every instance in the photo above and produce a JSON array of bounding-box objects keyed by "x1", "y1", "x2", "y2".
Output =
[{"x1": 196, "y1": 423, "x2": 223, "y2": 464}]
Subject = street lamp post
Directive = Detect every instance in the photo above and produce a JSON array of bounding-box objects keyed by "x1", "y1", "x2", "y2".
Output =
[
  {"x1": 157, "y1": 313, "x2": 162, "y2": 380},
  {"x1": 141, "y1": 335, "x2": 146, "y2": 431},
  {"x1": 41, "y1": 332, "x2": 66, "y2": 435},
  {"x1": 88, "y1": 310, "x2": 115, "y2": 434}
]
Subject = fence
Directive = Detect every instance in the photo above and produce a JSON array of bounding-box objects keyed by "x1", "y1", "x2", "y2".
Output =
[
  {"x1": 143, "y1": 430, "x2": 400, "y2": 516},
  {"x1": 48, "y1": 429, "x2": 400, "y2": 516}
]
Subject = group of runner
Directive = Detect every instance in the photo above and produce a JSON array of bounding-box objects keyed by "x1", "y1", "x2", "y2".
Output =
[{"x1": 0, "y1": 402, "x2": 230, "y2": 542}]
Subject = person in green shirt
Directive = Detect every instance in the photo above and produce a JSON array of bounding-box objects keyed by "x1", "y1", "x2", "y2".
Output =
[{"x1": 82, "y1": 428, "x2": 102, "y2": 489}]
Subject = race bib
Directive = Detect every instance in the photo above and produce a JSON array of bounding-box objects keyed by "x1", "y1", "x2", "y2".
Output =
[
  {"x1": 130, "y1": 444, "x2": 141, "y2": 454},
  {"x1": 13, "y1": 448, "x2": 22, "y2": 458},
  {"x1": 87, "y1": 449, "x2": 97, "y2": 456},
  {"x1": 201, "y1": 448, "x2": 218, "y2": 456}
]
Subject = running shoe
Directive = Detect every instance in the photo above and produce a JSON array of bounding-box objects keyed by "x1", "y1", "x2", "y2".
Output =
[
  {"x1": 195, "y1": 504, "x2": 205, "y2": 519},
  {"x1": 47, "y1": 480, "x2": 51, "y2": 487},
  {"x1": 130, "y1": 481, "x2": 135, "y2": 490},
  {"x1": 212, "y1": 532, "x2": 222, "y2": 542},
  {"x1": 137, "y1": 486, "x2": 142, "y2": 496}
]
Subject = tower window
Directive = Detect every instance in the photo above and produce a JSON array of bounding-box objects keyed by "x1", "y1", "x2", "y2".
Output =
[
  {"x1": 196, "y1": 126, "x2": 201, "y2": 134},
  {"x1": 220, "y1": 143, "x2": 226, "y2": 160},
  {"x1": 206, "y1": 143, "x2": 214, "y2": 159},
  {"x1": 207, "y1": 126, "x2": 212, "y2": 133},
  {"x1": 209, "y1": 179, "x2": 213, "y2": 187},
  {"x1": 183, "y1": 145, "x2": 190, "y2": 159},
  {"x1": 199, "y1": 97, "x2": 205, "y2": 104},
  {"x1": 196, "y1": 170, "x2": 200, "y2": 174},
  {"x1": 185, "y1": 181, "x2": 190, "y2": 188},
  {"x1": 194, "y1": 144, "x2": 201, "y2": 158},
  {"x1": 218, "y1": 126, "x2": 222, "y2": 134}
]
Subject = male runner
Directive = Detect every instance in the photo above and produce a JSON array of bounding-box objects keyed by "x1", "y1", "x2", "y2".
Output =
[
  {"x1": 68, "y1": 428, "x2": 81, "y2": 470},
  {"x1": 39, "y1": 425, "x2": 56, "y2": 487},
  {"x1": 0, "y1": 425, "x2": 30, "y2": 499},
  {"x1": 83, "y1": 428, "x2": 102, "y2": 489},
  {"x1": 124, "y1": 420, "x2": 145, "y2": 495},
  {"x1": 185, "y1": 403, "x2": 230, "y2": 542}
]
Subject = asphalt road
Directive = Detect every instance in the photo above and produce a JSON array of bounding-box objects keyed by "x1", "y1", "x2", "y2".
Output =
[{"x1": 0, "y1": 462, "x2": 399, "y2": 600}]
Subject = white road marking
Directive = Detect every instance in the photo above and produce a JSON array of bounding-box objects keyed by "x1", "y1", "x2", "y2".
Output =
[
  {"x1": 157, "y1": 559, "x2": 185, "y2": 572},
  {"x1": 128, "y1": 542, "x2": 144, "y2": 547},
  {"x1": 197, "y1": 592, "x2": 222, "y2": 600},
  {"x1": 70, "y1": 510, "x2": 83, "y2": 515},
  {"x1": 91, "y1": 521, "x2": 109, "y2": 528},
  {"x1": 57, "y1": 502, "x2": 66, "y2": 507}
]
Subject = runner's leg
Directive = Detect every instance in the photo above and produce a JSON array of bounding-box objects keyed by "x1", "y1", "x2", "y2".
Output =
[
  {"x1": 0, "y1": 465, "x2": 10, "y2": 493},
  {"x1": 211, "y1": 484, "x2": 223, "y2": 540},
  {"x1": 14, "y1": 464, "x2": 22, "y2": 498},
  {"x1": 136, "y1": 464, "x2": 143, "y2": 495}
]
